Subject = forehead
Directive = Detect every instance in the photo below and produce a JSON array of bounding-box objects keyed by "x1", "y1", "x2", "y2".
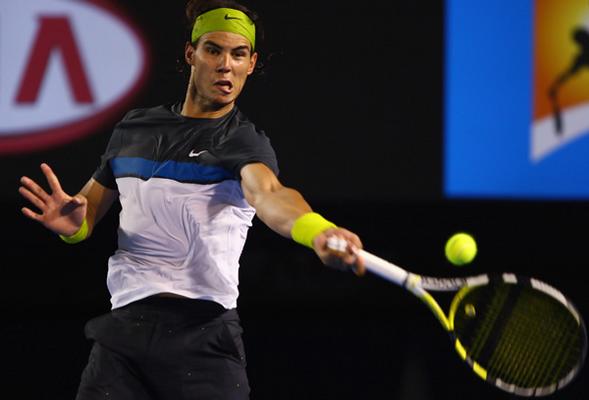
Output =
[{"x1": 198, "y1": 31, "x2": 251, "y2": 49}]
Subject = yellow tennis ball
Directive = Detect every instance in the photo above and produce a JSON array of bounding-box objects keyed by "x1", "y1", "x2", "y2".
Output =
[
  {"x1": 464, "y1": 304, "x2": 476, "y2": 317},
  {"x1": 445, "y1": 232, "x2": 477, "y2": 266}
]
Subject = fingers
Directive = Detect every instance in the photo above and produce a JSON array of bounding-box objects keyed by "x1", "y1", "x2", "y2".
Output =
[
  {"x1": 19, "y1": 175, "x2": 50, "y2": 203},
  {"x1": 18, "y1": 185, "x2": 46, "y2": 211},
  {"x1": 21, "y1": 206, "x2": 42, "y2": 221},
  {"x1": 341, "y1": 245, "x2": 365, "y2": 277},
  {"x1": 353, "y1": 253, "x2": 366, "y2": 277},
  {"x1": 323, "y1": 228, "x2": 362, "y2": 250},
  {"x1": 40, "y1": 163, "x2": 64, "y2": 195},
  {"x1": 317, "y1": 228, "x2": 366, "y2": 276}
]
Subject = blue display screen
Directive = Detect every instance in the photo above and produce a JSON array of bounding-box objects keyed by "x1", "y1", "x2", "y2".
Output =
[{"x1": 444, "y1": 0, "x2": 589, "y2": 199}]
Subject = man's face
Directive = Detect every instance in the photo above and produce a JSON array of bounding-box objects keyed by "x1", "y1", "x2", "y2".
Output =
[{"x1": 185, "y1": 31, "x2": 257, "y2": 110}]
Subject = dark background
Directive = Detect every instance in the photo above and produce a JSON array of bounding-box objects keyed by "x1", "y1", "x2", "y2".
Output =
[{"x1": 2, "y1": 1, "x2": 588, "y2": 399}]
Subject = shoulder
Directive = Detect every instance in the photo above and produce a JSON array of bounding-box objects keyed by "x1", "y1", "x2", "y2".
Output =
[
  {"x1": 221, "y1": 108, "x2": 270, "y2": 143},
  {"x1": 106, "y1": 103, "x2": 177, "y2": 147},
  {"x1": 212, "y1": 108, "x2": 279, "y2": 177},
  {"x1": 223, "y1": 108, "x2": 256, "y2": 131},
  {"x1": 118, "y1": 103, "x2": 177, "y2": 124}
]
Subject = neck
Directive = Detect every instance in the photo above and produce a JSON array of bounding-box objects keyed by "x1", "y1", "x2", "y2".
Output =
[{"x1": 181, "y1": 86, "x2": 235, "y2": 119}]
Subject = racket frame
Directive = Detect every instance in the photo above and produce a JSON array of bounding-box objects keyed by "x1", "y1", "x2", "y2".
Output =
[{"x1": 333, "y1": 242, "x2": 587, "y2": 397}]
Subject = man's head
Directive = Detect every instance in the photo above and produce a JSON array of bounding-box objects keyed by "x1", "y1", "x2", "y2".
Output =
[
  {"x1": 191, "y1": 7, "x2": 256, "y2": 52},
  {"x1": 183, "y1": 0, "x2": 261, "y2": 114}
]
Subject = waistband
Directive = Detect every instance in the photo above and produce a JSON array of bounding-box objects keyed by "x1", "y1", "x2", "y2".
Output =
[{"x1": 112, "y1": 296, "x2": 236, "y2": 324}]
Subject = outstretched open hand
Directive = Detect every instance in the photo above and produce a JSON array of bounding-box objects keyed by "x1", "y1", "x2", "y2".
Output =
[{"x1": 19, "y1": 163, "x2": 87, "y2": 236}]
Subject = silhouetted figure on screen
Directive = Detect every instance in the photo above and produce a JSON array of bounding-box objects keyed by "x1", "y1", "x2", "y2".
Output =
[{"x1": 548, "y1": 27, "x2": 589, "y2": 135}]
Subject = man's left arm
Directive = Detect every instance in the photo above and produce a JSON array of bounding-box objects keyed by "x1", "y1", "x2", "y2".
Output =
[{"x1": 240, "y1": 163, "x2": 364, "y2": 274}]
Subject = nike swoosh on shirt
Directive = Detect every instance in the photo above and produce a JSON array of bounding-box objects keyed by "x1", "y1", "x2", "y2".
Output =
[
  {"x1": 224, "y1": 14, "x2": 241, "y2": 20},
  {"x1": 189, "y1": 150, "x2": 208, "y2": 158}
]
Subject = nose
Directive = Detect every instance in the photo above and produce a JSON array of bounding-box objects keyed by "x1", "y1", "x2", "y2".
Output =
[{"x1": 216, "y1": 52, "x2": 231, "y2": 73}]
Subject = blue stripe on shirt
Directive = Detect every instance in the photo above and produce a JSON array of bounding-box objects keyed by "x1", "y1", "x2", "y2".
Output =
[{"x1": 111, "y1": 157, "x2": 234, "y2": 183}]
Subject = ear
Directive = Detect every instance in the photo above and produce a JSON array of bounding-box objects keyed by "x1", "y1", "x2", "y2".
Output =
[
  {"x1": 247, "y1": 52, "x2": 258, "y2": 75},
  {"x1": 185, "y1": 42, "x2": 195, "y2": 65}
]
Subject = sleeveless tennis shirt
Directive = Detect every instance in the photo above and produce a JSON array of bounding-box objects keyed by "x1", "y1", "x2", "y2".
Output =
[{"x1": 92, "y1": 103, "x2": 279, "y2": 310}]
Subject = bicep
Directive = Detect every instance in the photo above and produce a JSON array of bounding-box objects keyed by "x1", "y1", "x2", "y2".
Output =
[
  {"x1": 240, "y1": 163, "x2": 282, "y2": 207},
  {"x1": 240, "y1": 163, "x2": 312, "y2": 238}
]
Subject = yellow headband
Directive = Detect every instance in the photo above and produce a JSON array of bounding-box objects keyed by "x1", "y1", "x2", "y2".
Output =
[{"x1": 191, "y1": 8, "x2": 256, "y2": 51}]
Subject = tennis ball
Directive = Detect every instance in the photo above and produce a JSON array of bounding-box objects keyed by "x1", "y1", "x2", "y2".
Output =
[
  {"x1": 464, "y1": 304, "x2": 476, "y2": 317},
  {"x1": 445, "y1": 232, "x2": 477, "y2": 266}
]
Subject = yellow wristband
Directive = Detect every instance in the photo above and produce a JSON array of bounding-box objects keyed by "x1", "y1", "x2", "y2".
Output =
[
  {"x1": 59, "y1": 218, "x2": 89, "y2": 244},
  {"x1": 291, "y1": 212, "x2": 336, "y2": 249}
]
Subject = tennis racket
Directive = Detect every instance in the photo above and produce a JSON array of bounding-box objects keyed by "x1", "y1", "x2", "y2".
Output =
[{"x1": 327, "y1": 238, "x2": 587, "y2": 396}]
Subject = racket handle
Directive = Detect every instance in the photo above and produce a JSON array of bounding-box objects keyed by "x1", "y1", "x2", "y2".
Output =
[
  {"x1": 357, "y1": 249, "x2": 408, "y2": 286},
  {"x1": 326, "y1": 237, "x2": 408, "y2": 286}
]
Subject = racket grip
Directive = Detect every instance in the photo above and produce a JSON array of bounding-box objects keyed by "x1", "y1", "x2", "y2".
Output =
[
  {"x1": 357, "y1": 249, "x2": 408, "y2": 286},
  {"x1": 326, "y1": 237, "x2": 408, "y2": 286}
]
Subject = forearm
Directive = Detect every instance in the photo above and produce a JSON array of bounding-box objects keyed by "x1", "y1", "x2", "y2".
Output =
[
  {"x1": 77, "y1": 181, "x2": 99, "y2": 237},
  {"x1": 255, "y1": 187, "x2": 362, "y2": 275},
  {"x1": 68, "y1": 178, "x2": 117, "y2": 239},
  {"x1": 83, "y1": 198, "x2": 99, "y2": 237},
  {"x1": 241, "y1": 163, "x2": 335, "y2": 244},
  {"x1": 240, "y1": 163, "x2": 363, "y2": 273},
  {"x1": 251, "y1": 186, "x2": 312, "y2": 238}
]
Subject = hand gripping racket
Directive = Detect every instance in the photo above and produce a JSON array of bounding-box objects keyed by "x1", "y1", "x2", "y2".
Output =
[{"x1": 327, "y1": 238, "x2": 587, "y2": 396}]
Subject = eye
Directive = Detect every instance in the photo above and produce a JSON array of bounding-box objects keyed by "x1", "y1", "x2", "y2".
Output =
[
  {"x1": 206, "y1": 46, "x2": 220, "y2": 55},
  {"x1": 233, "y1": 50, "x2": 248, "y2": 59}
]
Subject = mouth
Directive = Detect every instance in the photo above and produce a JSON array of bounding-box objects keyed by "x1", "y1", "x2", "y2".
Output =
[{"x1": 214, "y1": 80, "x2": 233, "y2": 94}]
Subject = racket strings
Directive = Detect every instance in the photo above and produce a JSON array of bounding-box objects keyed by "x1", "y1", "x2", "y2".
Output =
[
  {"x1": 491, "y1": 290, "x2": 582, "y2": 387},
  {"x1": 490, "y1": 295, "x2": 556, "y2": 384},
  {"x1": 492, "y1": 298, "x2": 571, "y2": 387},
  {"x1": 454, "y1": 284, "x2": 586, "y2": 390},
  {"x1": 530, "y1": 302, "x2": 583, "y2": 387},
  {"x1": 526, "y1": 307, "x2": 577, "y2": 387},
  {"x1": 467, "y1": 284, "x2": 510, "y2": 360}
]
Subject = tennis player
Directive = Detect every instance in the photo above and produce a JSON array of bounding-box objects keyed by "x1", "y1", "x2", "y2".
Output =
[{"x1": 18, "y1": 0, "x2": 364, "y2": 398}]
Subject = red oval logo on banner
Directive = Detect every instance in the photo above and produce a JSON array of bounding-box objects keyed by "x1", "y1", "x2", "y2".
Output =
[{"x1": 0, "y1": 0, "x2": 150, "y2": 154}]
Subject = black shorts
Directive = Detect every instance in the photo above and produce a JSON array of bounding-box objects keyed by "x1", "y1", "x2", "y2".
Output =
[{"x1": 75, "y1": 296, "x2": 250, "y2": 400}]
